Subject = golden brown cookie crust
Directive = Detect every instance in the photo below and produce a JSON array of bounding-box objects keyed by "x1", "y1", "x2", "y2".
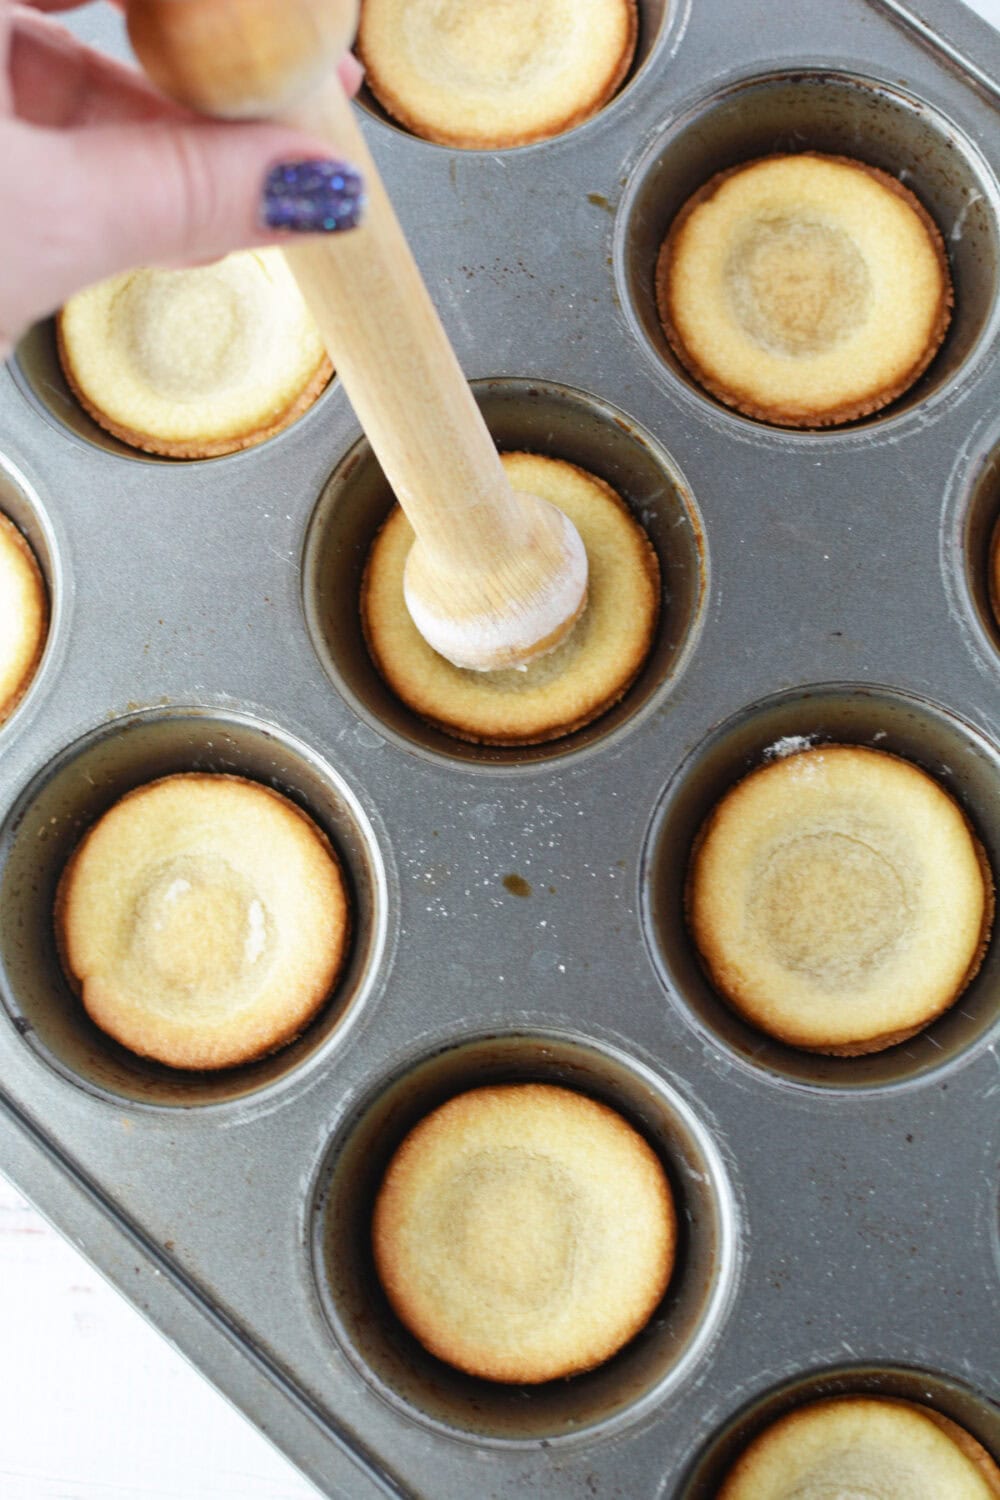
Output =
[
  {"x1": 56, "y1": 773, "x2": 350, "y2": 1070},
  {"x1": 358, "y1": 0, "x2": 638, "y2": 149},
  {"x1": 719, "y1": 1397, "x2": 1000, "y2": 1499},
  {"x1": 0, "y1": 512, "x2": 48, "y2": 725},
  {"x1": 988, "y1": 515, "x2": 1000, "y2": 637},
  {"x1": 686, "y1": 744, "x2": 993, "y2": 1054},
  {"x1": 656, "y1": 154, "x2": 953, "y2": 428},
  {"x1": 372, "y1": 1083, "x2": 675, "y2": 1383},
  {"x1": 361, "y1": 452, "x2": 660, "y2": 745},
  {"x1": 57, "y1": 251, "x2": 333, "y2": 458},
  {"x1": 57, "y1": 318, "x2": 332, "y2": 459}
]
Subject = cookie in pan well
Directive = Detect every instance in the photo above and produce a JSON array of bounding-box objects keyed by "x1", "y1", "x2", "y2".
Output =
[
  {"x1": 686, "y1": 744, "x2": 992, "y2": 1054},
  {"x1": 656, "y1": 153, "x2": 952, "y2": 426},
  {"x1": 372, "y1": 1083, "x2": 676, "y2": 1383},
  {"x1": 57, "y1": 250, "x2": 332, "y2": 458},
  {"x1": 56, "y1": 774, "x2": 350, "y2": 1070},
  {"x1": 361, "y1": 451, "x2": 660, "y2": 745},
  {"x1": 0, "y1": 511, "x2": 47, "y2": 726},
  {"x1": 718, "y1": 1397, "x2": 1000, "y2": 1499},
  {"x1": 357, "y1": 0, "x2": 638, "y2": 148}
]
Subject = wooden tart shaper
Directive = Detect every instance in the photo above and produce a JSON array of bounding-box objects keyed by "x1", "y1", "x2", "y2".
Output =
[{"x1": 362, "y1": 451, "x2": 660, "y2": 745}]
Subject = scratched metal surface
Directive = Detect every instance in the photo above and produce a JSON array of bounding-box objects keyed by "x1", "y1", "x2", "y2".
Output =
[{"x1": 2, "y1": 1, "x2": 1000, "y2": 1497}]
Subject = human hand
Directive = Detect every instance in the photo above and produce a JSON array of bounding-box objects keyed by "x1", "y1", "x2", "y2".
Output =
[{"x1": 0, "y1": 0, "x2": 365, "y2": 358}]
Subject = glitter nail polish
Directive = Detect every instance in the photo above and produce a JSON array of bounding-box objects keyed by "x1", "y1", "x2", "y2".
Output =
[{"x1": 261, "y1": 159, "x2": 365, "y2": 233}]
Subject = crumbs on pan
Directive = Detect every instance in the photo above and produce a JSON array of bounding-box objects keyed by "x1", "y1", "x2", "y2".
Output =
[{"x1": 762, "y1": 734, "x2": 817, "y2": 761}]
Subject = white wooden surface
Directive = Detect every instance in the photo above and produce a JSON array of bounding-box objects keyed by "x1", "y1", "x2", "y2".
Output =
[
  {"x1": 0, "y1": 1173, "x2": 321, "y2": 1500},
  {"x1": 4, "y1": 0, "x2": 1000, "y2": 1496}
]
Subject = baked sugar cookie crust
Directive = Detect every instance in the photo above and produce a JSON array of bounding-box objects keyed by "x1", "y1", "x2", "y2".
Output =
[
  {"x1": 358, "y1": 0, "x2": 638, "y2": 149},
  {"x1": 372, "y1": 1083, "x2": 675, "y2": 1383},
  {"x1": 56, "y1": 774, "x2": 350, "y2": 1070},
  {"x1": 57, "y1": 250, "x2": 333, "y2": 458},
  {"x1": 719, "y1": 1397, "x2": 1000, "y2": 1500},
  {"x1": 687, "y1": 744, "x2": 993, "y2": 1054},
  {"x1": 657, "y1": 154, "x2": 952, "y2": 427},
  {"x1": 0, "y1": 511, "x2": 47, "y2": 725}
]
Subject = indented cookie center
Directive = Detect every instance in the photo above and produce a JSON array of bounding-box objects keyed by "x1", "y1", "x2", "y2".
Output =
[
  {"x1": 787, "y1": 1450, "x2": 919, "y2": 1500},
  {"x1": 435, "y1": 1150, "x2": 577, "y2": 1312},
  {"x1": 128, "y1": 855, "x2": 273, "y2": 1004},
  {"x1": 116, "y1": 268, "x2": 262, "y2": 398},
  {"x1": 753, "y1": 831, "x2": 911, "y2": 986},
  {"x1": 414, "y1": 0, "x2": 558, "y2": 84},
  {"x1": 725, "y1": 215, "x2": 872, "y2": 356}
]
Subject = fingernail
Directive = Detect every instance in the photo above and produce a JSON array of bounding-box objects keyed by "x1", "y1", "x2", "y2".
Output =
[{"x1": 261, "y1": 159, "x2": 365, "y2": 233}]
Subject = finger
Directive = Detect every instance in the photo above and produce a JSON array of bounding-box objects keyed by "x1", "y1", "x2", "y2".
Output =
[
  {"x1": 1, "y1": 3, "x2": 134, "y2": 120},
  {"x1": 10, "y1": 9, "x2": 193, "y2": 125},
  {"x1": 338, "y1": 51, "x2": 364, "y2": 96},
  {"x1": 0, "y1": 115, "x2": 365, "y2": 337},
  {"x1": 13, "y1": 2, "x2": 124, "y2": 13}
]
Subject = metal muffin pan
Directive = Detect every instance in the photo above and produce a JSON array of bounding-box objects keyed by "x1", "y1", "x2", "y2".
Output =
[{"x1": 3, "y1": 0, "x2": 1000, "y2": 1495}]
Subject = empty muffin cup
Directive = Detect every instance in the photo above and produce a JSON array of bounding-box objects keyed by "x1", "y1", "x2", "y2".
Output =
[
  {"x1": 309, "y1": 1028, "x2": 739, "y2": 1445},
  {"x1": 0, "y1": 707, "x2": 388, "y2": 1109}
]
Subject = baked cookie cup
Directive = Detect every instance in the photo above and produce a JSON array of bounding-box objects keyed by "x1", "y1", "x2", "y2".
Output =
[
  {"x1": 57, "y1": 250, "x2": 332, "y2": 458},
  {"x1": 0, "y1": 512, "x2": 47, "y2": 725},
  {"x1": 988, "y1": 512, "x2": 1000, "y2": 640},
  {"x1": 686, "y1": 744, "x2": 993, "y2": 1054},
  {"x1": 656, "y1": 153, "x2": 952, "y2": 427},
  {"x1": 372, "y1": 1083, "x2": 676, "y2": 1384},
  {"x1": 718, "y1": 1397, "x2": 1000, "y2": 1500},
  {"x1": 56, "y1": 774, "x2": 350, "y2": 1071},
  {"x1": 362, "y1": 451, "x2": 660, "y2": 745},
  {"x1": 357, "y1": 0, "x2": 637, "y2": 149}
]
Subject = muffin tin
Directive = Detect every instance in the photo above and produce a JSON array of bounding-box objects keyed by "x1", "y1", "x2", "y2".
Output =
[{"x1": 3, "y1": 0, "x2": 1000, "y2": 1496}]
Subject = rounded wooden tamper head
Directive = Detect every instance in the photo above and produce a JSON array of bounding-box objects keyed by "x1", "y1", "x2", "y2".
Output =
[
  {"x1": 403, "y1": 495, "x2": 588, "y2": 673},
  {"x1": 126, "y1": 0, "x2": 359, "y2": 118}
]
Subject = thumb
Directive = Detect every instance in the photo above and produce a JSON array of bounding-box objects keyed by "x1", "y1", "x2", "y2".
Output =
[{"x1": 2, "y1": 116, "x2": 364, "y2": 339}]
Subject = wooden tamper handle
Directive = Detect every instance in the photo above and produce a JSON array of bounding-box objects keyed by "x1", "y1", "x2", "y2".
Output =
[{"x1": 126, "y1": 0, "x2": 588, "y2": 671}]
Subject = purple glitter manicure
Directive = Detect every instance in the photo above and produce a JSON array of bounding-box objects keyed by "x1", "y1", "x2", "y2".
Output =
[{"x1": 261, "y1": 159, "x2": 365, "y2": 234}]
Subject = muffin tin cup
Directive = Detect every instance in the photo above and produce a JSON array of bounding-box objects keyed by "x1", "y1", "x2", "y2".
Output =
[
  {"x1": 0, "y1": 451, "x2": 66, "y2": 749},
  {"x1": 11, "y1": 319, "x2": 172, "y2": 465},
  {"x1": 615, "y1": 66, "x2": 1000, "y2": 438},
  {"x1": 9, "y1": 317, "x2": 340, "y2": 466},
  {"x1": 641, "y1": 681, "x2": 1000, "y2": 1093},
  {"x1": 354, "y1": 0, "x2": 692, "y2": 148},
  {"x1": 308, "y1": 1027, "x2": 740, "y2": 1448},
  {"x1": 675, "y1": 1362, "x2": 1000, "y2": 1497},
  {"x1": 303, "y1": 377, "x2": 707, "y2": 769},
  {"x1": 0, "y1": 706, "x2": 390, "y2": 1110},
  {"x1": 945, "y1": 409, "x2": 1000, "y2": 681}
]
